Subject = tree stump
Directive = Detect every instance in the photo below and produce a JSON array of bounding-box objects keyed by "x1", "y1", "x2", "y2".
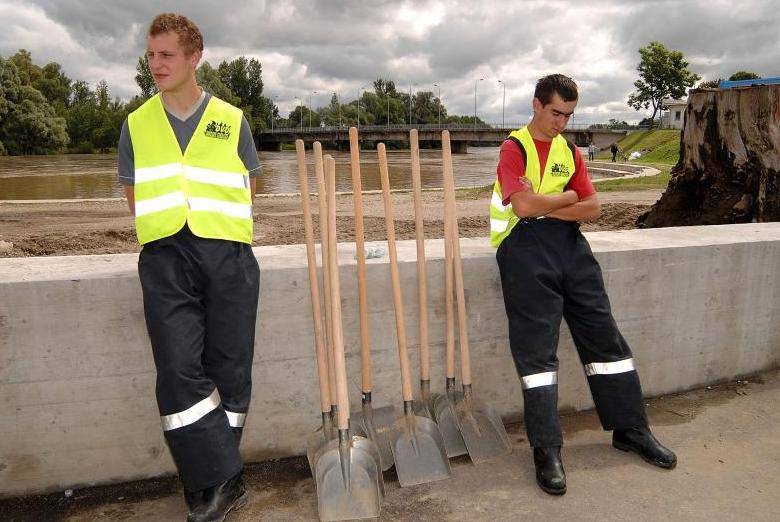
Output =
[{"x1": 637, "y1": 84, "x2": 780, "y2": 227}]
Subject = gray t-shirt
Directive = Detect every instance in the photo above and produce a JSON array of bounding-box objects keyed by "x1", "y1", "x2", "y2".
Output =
[{"x1": 118, "y1": 92, "x2": 261, "y2": 185}]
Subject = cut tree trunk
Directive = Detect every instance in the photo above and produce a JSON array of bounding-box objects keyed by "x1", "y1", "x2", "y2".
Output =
[{"x1": 637, "y1": 84, "x2": 780, "y2": 227}]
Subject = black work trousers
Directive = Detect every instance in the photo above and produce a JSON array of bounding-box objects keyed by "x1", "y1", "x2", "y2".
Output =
[
  {"x1": 138, "y1": 225, "x2": 260, "y2": 492},
  {"x1": 496, "y1": 218, "x2": 646, "y2": 448}
]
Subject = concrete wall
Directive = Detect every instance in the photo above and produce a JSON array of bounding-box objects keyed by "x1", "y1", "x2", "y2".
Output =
[{"x1": 1, "y1": 223, "x2": 779, "y2": 497}]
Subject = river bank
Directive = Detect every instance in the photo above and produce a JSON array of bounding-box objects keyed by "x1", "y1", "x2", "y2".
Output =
[{"x1": 0, "y1": 189, "x2": 662, "y2": 257}]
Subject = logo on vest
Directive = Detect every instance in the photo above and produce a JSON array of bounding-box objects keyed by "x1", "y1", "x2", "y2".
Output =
[
  {"x1": 550, "y1": 163, "x2": 570, "y2": 177},
  {"x1": 204, "y1": 120, "x2": 231, "y2": 140}
]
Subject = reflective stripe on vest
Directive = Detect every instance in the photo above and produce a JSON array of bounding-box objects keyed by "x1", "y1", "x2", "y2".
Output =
[
  {"x1": 489, "y1": 126, "x2": 576, "y2": 248},
  {"x1": 127, "y1": 94, "x2": 252, "y2": 245}
]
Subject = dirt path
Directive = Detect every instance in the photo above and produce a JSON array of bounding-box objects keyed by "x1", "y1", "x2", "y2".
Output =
[{"x1": 0, "y1": 189, "x2": 662, "y2": 257}]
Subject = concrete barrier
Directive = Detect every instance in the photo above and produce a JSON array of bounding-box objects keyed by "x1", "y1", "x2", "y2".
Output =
[{"x1": 1, "y1": 223, "x2": 779, "y2": 497}]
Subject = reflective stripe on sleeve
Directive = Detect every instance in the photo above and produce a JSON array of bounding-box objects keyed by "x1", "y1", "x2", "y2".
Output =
[
  {"x1": 135, "y1": 191, "x2": 186, "y2": 217},
  {"x1": 183, "y1": 165, "x2": 249, "y2": 189},
  {"x1": 584, "y1": 358, "x2": 636, "y2": 377},
  {"x1": 135, "y1": 163, "x2": 181, "y2": 184},
  {"x1": 188, "y1": 197, "x2": 252, "y2": 219},
  {"x1": 521, "y1": 371, "x2": 558, "y2": 390},
  {"x1": 225, "y1": 411, "x2": 247, "y2": 428},
  {"x1": 160, "y1": 388, "x2": 221, "y2": 431}
]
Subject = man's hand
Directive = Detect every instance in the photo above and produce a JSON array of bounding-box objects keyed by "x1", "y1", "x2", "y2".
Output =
[{"x1": 509, "y1": 186, "x2": 579, "y2": 218}]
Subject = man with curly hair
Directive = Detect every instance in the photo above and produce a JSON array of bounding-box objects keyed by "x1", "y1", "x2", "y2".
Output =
[{"x1": 117, "y1": 13, "x2": 261, "y2": 521}]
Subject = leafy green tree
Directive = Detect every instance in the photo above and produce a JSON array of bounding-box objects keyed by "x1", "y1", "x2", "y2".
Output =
[
  {"x1": 728, "y1": 71, "x2": 761, "y2": 81},
  {"x1": 196, "y1": 62, "x2": 239, "y2": 105},
  {"x1": 698, "y1": 78, "x2": 723, "y2": 89},
  {"x1": 135, "y1": 56, "x2": 156, "y2": 98},
  {"x1": 628, "y1": 41, "x2": 700, "y2": 128},
  {"x1": 288, "y1": 104, "x2": 320, "y2": 128},
  {"x1": 217, "y1": 57, "x2": 273, "y2": 132},
  {"x1": 0, "y1": 56, "x2": 68, "y2": 154}
]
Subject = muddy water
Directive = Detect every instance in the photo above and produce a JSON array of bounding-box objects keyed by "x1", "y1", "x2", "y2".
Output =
[{"x1": 0, "y1": 147, "x2": 611, "y2": 200}]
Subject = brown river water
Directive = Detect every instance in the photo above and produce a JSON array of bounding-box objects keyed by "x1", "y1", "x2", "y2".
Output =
[{"x1": 0, "y1": 146, "x2": 607, "y2": 200}]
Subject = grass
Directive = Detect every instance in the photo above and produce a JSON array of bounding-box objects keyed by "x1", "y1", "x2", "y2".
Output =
[
  {"x1": 595, "y1": 129, "x2": 681, "y2": 165},
  {"x1": 594, "y1": 164, "x2": 673, "y2": 192}
]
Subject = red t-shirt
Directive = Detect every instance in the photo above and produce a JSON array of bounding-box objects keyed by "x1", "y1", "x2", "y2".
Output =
[{"x1": 496, "y1": 138, "x2": 595, "y2": 205}]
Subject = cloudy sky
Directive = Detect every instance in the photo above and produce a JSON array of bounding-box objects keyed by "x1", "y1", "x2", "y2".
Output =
[{"x1": 1, "y1": 0, "x2": 777, "y2": 124}]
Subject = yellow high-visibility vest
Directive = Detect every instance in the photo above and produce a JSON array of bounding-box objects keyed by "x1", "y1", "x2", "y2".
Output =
[
  {"x1": 127, "y1": 94, "x2": 252, "y2": 245},
  {"x1": 489, "y1": 126, "x2": 576, "y2": 247}
]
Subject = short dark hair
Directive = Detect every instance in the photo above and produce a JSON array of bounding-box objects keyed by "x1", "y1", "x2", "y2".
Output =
[
  {"x1": 148, "y1": 13, "x2": 203, "y2": 55},
  {"x1": 534, "y1": 74, "x2": 578, "y2": 106}
]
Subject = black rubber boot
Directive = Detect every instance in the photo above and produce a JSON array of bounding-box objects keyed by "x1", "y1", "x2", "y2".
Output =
[
  {"x1": 533, "y1": 446, "x2": 566, "y2": 495},
  {"x1": 186, "y1": 472, "x2": 248, "y2": 522},
  {"x1": 613, "y1": 426, "x2": 677, "y2": 469}
]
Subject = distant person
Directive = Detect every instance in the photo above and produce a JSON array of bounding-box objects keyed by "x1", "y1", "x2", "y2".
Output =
[
  {"x1": 588, "y1": 142, "x2": 597, "y2": 161},
  {"x1": 489, "y1": 73, "x2": 676, "y2": 496},
  {"x1": 117, "y1": 13, "x2": 261, "y2": 521},
  {"x1": 610, "y1": 142, "x2": 619, "y2": 162}
]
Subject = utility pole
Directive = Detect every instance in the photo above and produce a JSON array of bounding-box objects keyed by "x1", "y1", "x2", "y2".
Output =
[
  {"x1": 433, "y1": 83, "x2": 441, "y2": 127},
  {"x1": 409, "y1": 84, "x2": 412, "y2": 125},
  {"x1": 474, "y1": 77, "x2": 483, "y2": 129},
  {"x1": 498, "y1": 80, "x2": 506, "y2": 128},
  {"x1": 309, "y1": 90, "x2": 317, "y2": 128}
]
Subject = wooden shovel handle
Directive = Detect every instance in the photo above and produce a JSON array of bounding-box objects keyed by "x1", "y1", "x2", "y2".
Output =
[
  {"x1": 443, "y1": 143, "x2": 456, "y2": 380},
  {"x1": 313, "y1": 142, "x2": 336, "y2": 408},
  {"x1": 410, "y1": 129, "x2": 430, "y2": 381},
  {"x1": 442, "y1": 131, "x2": 472, "y2": 386},
  {"x1": 296, "y1": 140, "x2": 330, "y2": 413},
  {"x1": 325, "y1": 155, "x2": 351, "y2": 430},
  {"x1": 378, "y1": 143, "x2": 414, "y2": 402},
  {"x1": 349, "y1": 127, "x2": 372, "y2": 393}
]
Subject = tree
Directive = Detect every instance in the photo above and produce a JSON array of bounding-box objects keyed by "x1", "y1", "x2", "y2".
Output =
[
  {"x1": 728, "y1": 71, "x2": 761, "y2": 81},
  {"x1": 196, "y1": 62, "x2": 239, "y2": 105},
  {"x1": 698, "y1": 78, "x2": 723, "y2": 89},
  {"x1": 135, "y1": 56, "x2": 156, "y2": 98},
  {"x1": 628, "y1": 41, "x2": 700, "y2": 128},
  {"x1": 0, "y1": 56, "x2": 68, "y2": 154}
]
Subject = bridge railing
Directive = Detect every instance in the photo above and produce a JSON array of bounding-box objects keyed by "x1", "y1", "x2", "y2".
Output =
[{"x1": 264, "y1": 123, "x2": 640, "y2": 134}]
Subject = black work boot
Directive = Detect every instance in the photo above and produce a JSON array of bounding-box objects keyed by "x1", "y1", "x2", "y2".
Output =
[
  {"x1": 187, "y1": 472, "x2": 248, "y2": 522},
  {"x1": 533, "y1": 446, "x2": 566, "y2": 495},
  {"x1": 613, "y1": 426, "x2": 677, "y2": 469},
  {"x1": 184, "y1": 489, "x2": 203, "y2": 511}
]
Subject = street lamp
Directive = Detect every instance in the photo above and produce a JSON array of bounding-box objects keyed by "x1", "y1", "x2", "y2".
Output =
[
  {"x1": 296, "y1": 98, "x2": 303, "y2": 129},
  {"x1": 433, "y1": 83, "x2": 441, "y2": 128},
  {"x1": 386, "y1": 92, "x2": 391, "y2": 128},
  {"x1": 474, "y1": 77, "x2": 484, "y2": 129},
  {"x1": 497, "y1": 80, "x2": 506, "y2": 129},
  {"x1": 357, "y1": 86, "x2": 366, "y2": 129},
  {"x1": 271, "y1": 95, "x2": 279, "y2": 132},
  {"x1": 409, "y1": 84, "x2": 413, "y2": 125},
  {"x1": 309, "y1": 91, "x2": 317, "y2": 129},
  {"x1": 334, "y1": 91, "x2": 341, "y2": 127}
]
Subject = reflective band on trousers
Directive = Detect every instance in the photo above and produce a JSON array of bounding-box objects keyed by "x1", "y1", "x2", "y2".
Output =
[
  {"x1": 521, "y1": 371, "x2": 558, "y2": 389},
  {"x1": 161, "y1": 388, "x2": 220, "y2": 431},
  {"x1": 225, "y1": 411, "x2": 247, "y2": 428},
  {"x1": 584, "y1": 358, "x2": 636, "y2": 377}
]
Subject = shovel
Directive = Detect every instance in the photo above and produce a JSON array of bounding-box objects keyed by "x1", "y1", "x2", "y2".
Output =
[
  {"x1": 377, "y1": 142, "x2": 452, "y2": 487},
  {"x1": 296, "y1": 140, "x2": 337, "y2": 474},
  {"x1": 345, "y1": 127, "x2": 397, "y2": 472},
  {"x1": 408, "y1": 129, "x2": 437, "y2": 420},
  {"x1": 315, "y1": 154, "x2": 383, "y2": 521},
  {"x1": 442, "y1": 130, "x2": 513, "y2": 464},
  {"x1": 431, "y1": 183, "x2": 468, "y2": 457}
]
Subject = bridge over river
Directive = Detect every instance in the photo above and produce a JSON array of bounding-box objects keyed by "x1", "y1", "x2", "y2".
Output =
[{"x1": 256, "y1": 124, "x2": 632, "y2": 152}]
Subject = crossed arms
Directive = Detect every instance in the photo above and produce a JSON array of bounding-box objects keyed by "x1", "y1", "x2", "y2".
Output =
[{"x1": 508, "y1": 179, "x2": 601, "y2": 222}]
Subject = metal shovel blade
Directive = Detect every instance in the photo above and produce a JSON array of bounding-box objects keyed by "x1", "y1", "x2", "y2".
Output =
[
  {"x1": 351, "y1": 404, "x2": 397, "y2": 471},
  {"x1": 307, "y1": 419, "x2": 337, "y2": 475},
  {"x1": 432, "y1": 391, "x2": 468, "y2": 458},
  {"x1": 316, "y1": 435, "x2": 382, "y2": 521},
  {"x1": 455, "y1": 395, "x2": 512, "y2": 464},
  {"x1": 388, "y1": 410, "x2": 452, "y2": 487}
]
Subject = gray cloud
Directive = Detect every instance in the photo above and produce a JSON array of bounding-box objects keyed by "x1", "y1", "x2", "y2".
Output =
[{"x1": 2, "y1": 0, "x2": 778, "y2": 123}]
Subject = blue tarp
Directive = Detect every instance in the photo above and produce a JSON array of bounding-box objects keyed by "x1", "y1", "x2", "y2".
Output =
[{"x1": 718, "y1": 77, "x2": 780, "y2": 89}]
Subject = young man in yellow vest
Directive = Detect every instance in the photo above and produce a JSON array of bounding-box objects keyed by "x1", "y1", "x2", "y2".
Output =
[
  {"x1": 117, "y1": 13, "x2": 260, "y2": 521},
  {"x1": 491, "y1": 74, "x2": 676, "y2": 496}
]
